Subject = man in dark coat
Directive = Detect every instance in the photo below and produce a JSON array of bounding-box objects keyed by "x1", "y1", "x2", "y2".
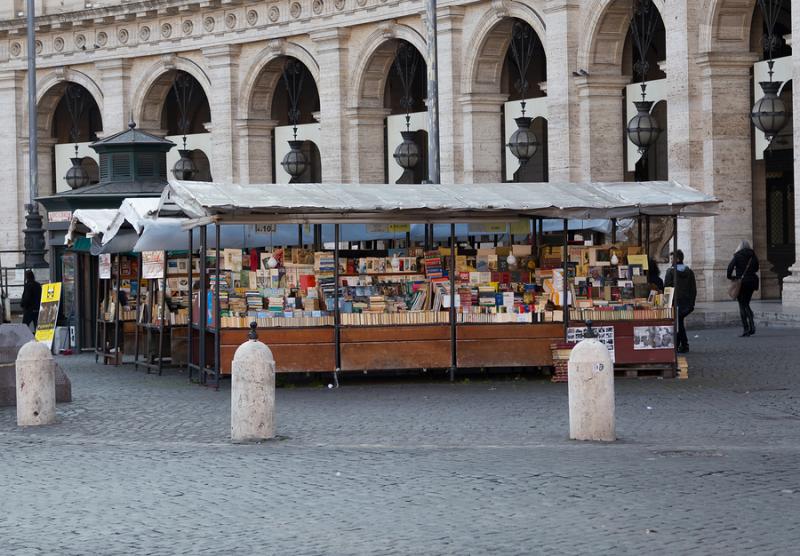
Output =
[
  {"x1": 20, "y1": 270, "x2": 42, "y2": 331},
  {"x1": 665, "y1": 250, "x2": 697, "y2": 353}
]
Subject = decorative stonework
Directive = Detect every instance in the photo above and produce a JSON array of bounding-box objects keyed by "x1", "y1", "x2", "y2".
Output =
[
  {"x1": 290, "y1": 2, "x2": 302, "y2": 19},
  {"x1": 96, "y1": 31, "x2": 108, "y2": 47},
  {"x1": 204, "y1": 16, "x2": 215, "y2": 32},
  {"x1": 268, "y1": 6, "x2": 280, "y2": 22},
  {"x1": 10, "y1": 42, "x2": 21, "y2": 57},
  {"x1": 334, "y1": 0, "x2": 345, "y2": 10},
  {"x1": 182, "y1": 20, "x2": 193, "y2": 35},
  {"x1": 313, "y1": 0, "x2": 324, "y2": 15},
  {"x1": 356, "y1": 0, "x2": 367, "y2": 7},
  {"x1": 75, "y1": 34, "x2": 86, "y2": 49},
  {"x1": 161, "y1": 23, "x2": 172, "y2": 38},
  {"x1": 139, "y1": 26, "x2": 150, "y2": 41},
  {"x1": 35, "y1": 40, "x2": 42, "y2": 55},
  {"x1": 53, "y1": 36, "x2": 64, "y2": 52},
  {"x1": 225, "y1": 13, "x2": 237, "y2": 29},
  {"x1": 247, "y1": 9, "x2": 259, "y2": 26},
  {"x1": 118, "y1": 28, "x2": 129, "y2": 44}
]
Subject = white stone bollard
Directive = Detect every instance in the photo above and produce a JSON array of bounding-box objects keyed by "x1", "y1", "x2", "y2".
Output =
[
  {"x1": 568, "y1": 338, "x2": 615, "y2": 442},
  {"x1": 231, "y1": 326, "x2": 276, "y2": 443},
  {"x1": 15, "y1": 340, "x2": 57, "y2": 427}
]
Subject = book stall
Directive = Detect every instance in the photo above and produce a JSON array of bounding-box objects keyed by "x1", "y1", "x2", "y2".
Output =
[
  {"x1": 159, "y1": 179, "x2": 718, "y2": 388},
  {"x1": 94, "y1": 252, "x2": 139, "y2": 366},
  {"x1": 133, "y1": 250, "x2": 193, "y2": 374}
]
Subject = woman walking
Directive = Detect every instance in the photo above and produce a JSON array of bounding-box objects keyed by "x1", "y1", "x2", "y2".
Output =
[{"x1": 727, "y1": 240, "x2": 759, "y2": 337}]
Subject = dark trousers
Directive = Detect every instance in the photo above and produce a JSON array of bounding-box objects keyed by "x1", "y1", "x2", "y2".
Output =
[
  {"x1": 677, "y1": 307, "x2": 693, "y2": 348},
  {"x1": 738, "y1": 284, "x2": 755, "y2": 331},
  {"x1": 22, "y1": 310, "x2": 38, "y2": 330}
]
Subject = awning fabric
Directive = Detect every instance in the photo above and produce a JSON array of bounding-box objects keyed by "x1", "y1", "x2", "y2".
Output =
[
  {"x1": 65, "y1": 209, "x2": 118, "y2": 245},
  {"x1": 161, "y1": 180, "x2": 719, "y2": 226},
  {"x1": 104, "y1": 197, "x2": 161, "y2": 242}
]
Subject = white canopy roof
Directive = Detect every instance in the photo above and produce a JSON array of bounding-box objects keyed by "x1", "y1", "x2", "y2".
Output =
[
  {"x1": 161, "y1": 180, "x2": 719, "y2": 227},
  {"x1": 65, "y1": 209, "x2": 118, "y2": 244},
  {"x1": 104, "y1": 197, "x2": 160, "y2": 243}
]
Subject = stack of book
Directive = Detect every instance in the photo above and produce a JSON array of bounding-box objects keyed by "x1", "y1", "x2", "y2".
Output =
[{"x1": 424, "y1": 252, "x2": 443, "y2": 279}]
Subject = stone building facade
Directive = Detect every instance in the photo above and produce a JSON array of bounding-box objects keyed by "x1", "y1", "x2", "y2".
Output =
[{"x1": 0, "y1": 0, "x2": 797, "y2": 304}]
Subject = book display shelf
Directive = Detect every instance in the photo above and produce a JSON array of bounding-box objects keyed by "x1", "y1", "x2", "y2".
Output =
[
  {"x1": 134, "y1": 251, "x2": 193, "y2": 375},
  {"x1": 94, "y1": 254, "x2": 138, "y2": 366},
  {"x1": 188, "y1": 224, "x2": 679, "y2": 383}
]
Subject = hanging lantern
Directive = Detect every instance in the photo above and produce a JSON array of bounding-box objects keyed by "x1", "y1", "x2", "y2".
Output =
[
  {"x1": 393, "y1": 131, "x2": 420, "y2": 184},
  {"x1": 281, "y1": 139, "x2": 307, "y2": 182},
  {"x1": 507, "y1": 116, "x2": 539, "y2": 165},
  {"x1": 172, "y1": 148, "x2": 197, "y2": 180},
  {"x1": 751, "y1": 80, "x2": 787, "y2": 140},
  {"x1": 392, "y1": 42, "x2": 422, "y2": 184},
  {"x1": 64, "y1": 156, "x2": 90, "y2": 189},
  {"x1": 505, "y1": 21, "x2": 540, "y2": 180},
  {"x1": 626, "y1": 100, "x2": 661, "y2": 154}
]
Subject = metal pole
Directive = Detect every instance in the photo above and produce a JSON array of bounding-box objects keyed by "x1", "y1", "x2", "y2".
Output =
[
  {"x1": 672, "y1": 215, "x2": 679, "y2": 366},
  {"x1": 214, "y1": 225, "x2": 221, "y2": 390},
  {"x1": 645, "y1": 215, "x2": 651, "y2": 259},
  {"x1": 425, "y1": 0, "x2": 441, "y2": 185},
  {"x1": 199, "y1": 226, "x2": 207, "y2": 384},
  {"x1": 611, "y1": 218, "x2": 617, "y2": 244},
  {"x1": 563, "y1": 219, "x2": 569, "y2": 339},
  {"x1": 333, "y1": 224, "x2": 341, "y2": 373},
  {"x1": 449, "y1": 223, "x2": 456, "y2": 381},
  {"x1": 187, "y1": 230, "x2": 193, "y2": 381},
  {"x1": 23, "y1": 0, "x2": 46, "y2": 269}
]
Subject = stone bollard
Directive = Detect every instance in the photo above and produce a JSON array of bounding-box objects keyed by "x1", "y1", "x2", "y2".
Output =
[
  {"x1": 15, "y1": 341, "x2": 57, "y2": 427},
  {"x1": 231, "y1": 323, "x2": 276, "y2": 443},
  {"x1": 568, "y1": 337, "x2": 615, "y2": 442}
]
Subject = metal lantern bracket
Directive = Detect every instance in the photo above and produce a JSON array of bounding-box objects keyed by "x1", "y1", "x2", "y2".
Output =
[
  {"x1": 393, "y1": 41, "x2": 420, "y2": 131},
  {"x1": 508, "y1": 20, "x2": 538, "y2": 116},
  {"x1": 282, "y1": 59, "x2": 306, "y2": 139}
]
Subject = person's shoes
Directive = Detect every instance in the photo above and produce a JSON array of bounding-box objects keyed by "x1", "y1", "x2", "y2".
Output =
[
  {"x1": 677, "y1": 344, "x2": 689, "y2": 353},
  {"x1": 740, "y1": 330, "x2": 751, "y2": 337}
]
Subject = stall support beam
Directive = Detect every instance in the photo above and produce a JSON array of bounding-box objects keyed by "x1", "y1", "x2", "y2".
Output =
[
  {"x1": 672, "y1": 215, "x2": 679, "y2": 367},
  {"x1": 113, "y1": 255, "x2": 121, "y2": 366},
  {"x1": 563, "y1": 219, "x2": 569, "y2": 339},
  {"x1": 199, "y1": 225, "x2": 207, "y2": 385},
  {"x1": 645, "y1": 216, "x2": 651, "y2": 259},
  {"x1": 215, "y1": 225, "x2": 221, "y2": 390},
  {"x1": 449, "y1": 223, "x2": 456, "y2": 382},
  {"x1": 611, "y1": 219, "x2": 617, "y2": 244},
  {"x1": 187, "y1": 230, "x2": 194, "y2": 382},
  {"x1": 334, "y1": 224, "x2": 341, "y2": 377},
  {"x1": 134, "y1": 253, "x2": 143, "y2": 371}
]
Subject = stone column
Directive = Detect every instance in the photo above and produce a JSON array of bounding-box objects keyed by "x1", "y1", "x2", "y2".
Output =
[
  {"x1": 664, "y1": 1, "x2": 704, "y2": 272},
  {"x1": 435, "y1": 6, "x2": 465, "y2": 184},
  {"x1": 95, "y1": 59, "x2": 131, "y2": 134},
  {"x1": 693, "y1": 52, "x2": 758, "y2": 301},
  {"x1": 0, "y1": 71, "x2": 24, "y2": 259},
  {"x1": 312, "y1": 29, "x2": 350, "y2": 183},
  {"x1": 575, "y1": 74, "x2": 630, "y2": 182},
  {"x1": 782, "y1": 14, "x2": 800, "y2": 305},
  {"x1": 460, "y1": 93, "x2": 507, "y2": 183},
  {"x1": 544, "y1": 0, "x2": 582, "y2": 181},
  {"x1": 236, "y1": 119, "x2": 278, "y2": 184},
  {"x1": 346, "y1": 107, "x2": 390, "y2": 184},
  {"x1": 37, "y1": 137, "x2": 57, "y2": 197},
  {"x1": 203, "y1": 45, "x2": 240, "y2": 184}
]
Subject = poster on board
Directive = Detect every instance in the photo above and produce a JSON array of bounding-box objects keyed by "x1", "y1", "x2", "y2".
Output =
[
  {"x1": 633, "y1": 325, "x2": 675, "y2": 350},
  {"x1": 98, "y1": 254, "x2": 111, "y2": 279},
  {"x1": 35, "y1": 282, "x2": 62, "y2": 349},
  {"x1": 142, "y1": 251, "x2": 165, "y2": 279},
  {"x1": 567, "y1": 325, "x2": 616, "y2": 362}
]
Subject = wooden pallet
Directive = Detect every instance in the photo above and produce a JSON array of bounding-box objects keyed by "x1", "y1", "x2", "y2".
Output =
[{"x1": 614, "y1": 364, "x2": 677, "y2": 379}]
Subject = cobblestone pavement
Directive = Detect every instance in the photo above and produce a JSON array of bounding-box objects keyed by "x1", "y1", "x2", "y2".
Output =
[{"x1": 1, "y1": 327, "x2": 799, "y2": 555}]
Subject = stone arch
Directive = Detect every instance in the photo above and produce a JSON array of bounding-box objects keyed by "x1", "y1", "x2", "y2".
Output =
[
  {"x1": 239, "y1": 40, "x2": 321, "y2": 121},
  {"x1": 131, "y1": 55, "x2": 212, "y2": 132},
  {"x1": 349, "y1": 24, "x2": 428, "y2": 110},
  {"x1": 578, "y1": 0, "x2": 666, "y2": 74},
  {"x1": 700, "y1": 0, "x2": 757, "y2": 54},
  {"x1": 462, "y1": 4, "x2": 547, "y2": 95},
  {"x1": 34, "y1": 68, "x2": 104, "y2": 136}
]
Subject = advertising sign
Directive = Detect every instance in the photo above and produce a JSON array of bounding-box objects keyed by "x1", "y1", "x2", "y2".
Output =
[{"x1": 35, "y1": 282, "x2": 62, "y2": 349}]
